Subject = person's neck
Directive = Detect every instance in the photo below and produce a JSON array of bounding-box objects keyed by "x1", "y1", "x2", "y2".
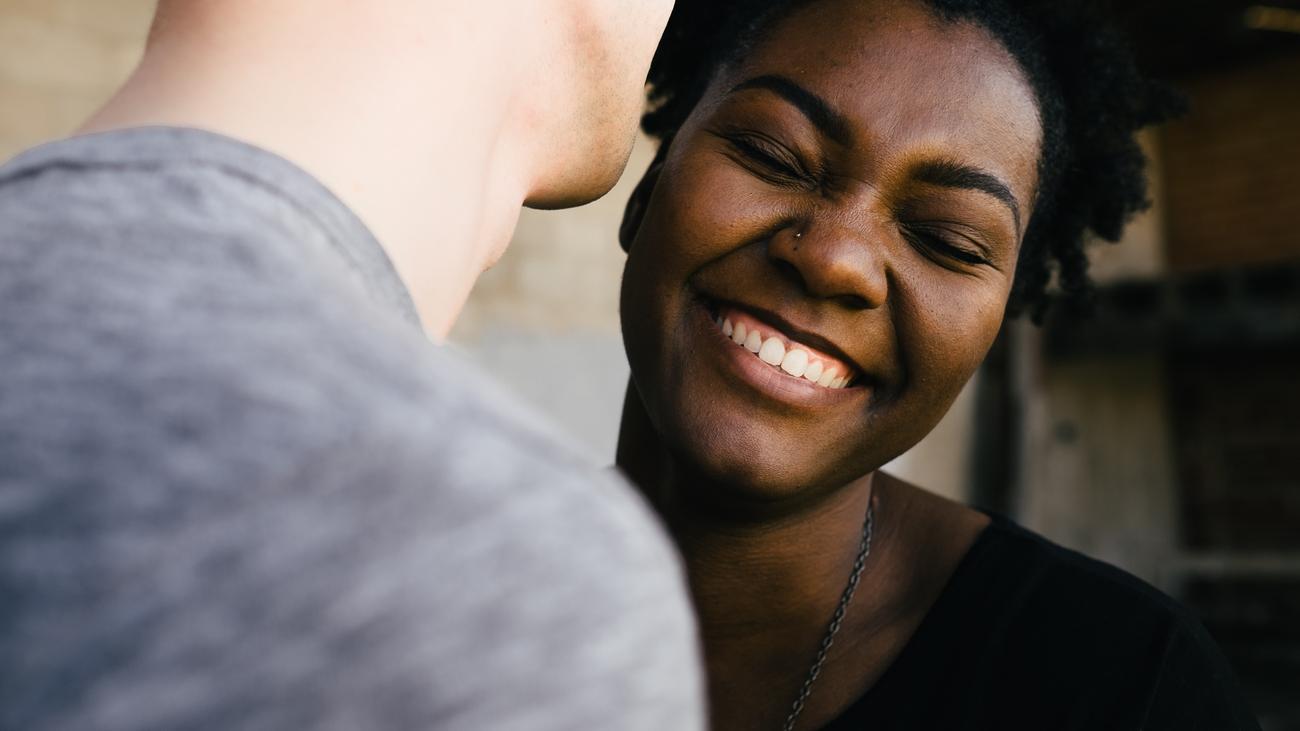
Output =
[
  {"x1": 616, "y1": 385, "x2": 895, "y2": 726},
  {"x1": 616, "y1": 385, "x2": 996, "y2": 727},
  {"x1": 79, "y1": 2, "x2": 540, "y2": 338}
]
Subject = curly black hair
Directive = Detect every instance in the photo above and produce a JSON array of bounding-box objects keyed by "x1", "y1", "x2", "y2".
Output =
[{"x1": 640, "y1": 0, "x2": 1185, "y2": 320}]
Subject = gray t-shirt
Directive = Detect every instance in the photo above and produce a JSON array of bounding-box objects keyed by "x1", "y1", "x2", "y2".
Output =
[{"x1": 0, "y1": 128, "x2": 704, "y2": 731}]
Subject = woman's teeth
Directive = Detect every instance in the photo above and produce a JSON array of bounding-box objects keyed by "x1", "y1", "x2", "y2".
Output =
[{"x1": 715, "y1": 314, "x2": 854, "y2": 390}]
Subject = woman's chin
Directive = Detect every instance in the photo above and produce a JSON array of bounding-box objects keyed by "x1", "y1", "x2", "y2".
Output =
[{"x1": 659, "y1": 419, "x2": 882, "y2": 510}]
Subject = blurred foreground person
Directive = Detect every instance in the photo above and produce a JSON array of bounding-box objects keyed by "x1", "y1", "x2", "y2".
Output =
[{"x1": 0, "y1": 1, "x2": 704, "y2": 730}]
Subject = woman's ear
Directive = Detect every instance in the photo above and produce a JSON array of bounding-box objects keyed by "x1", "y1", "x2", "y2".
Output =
[{"x1": 619, "y1": 145, "x2": 669, "y2": 252}]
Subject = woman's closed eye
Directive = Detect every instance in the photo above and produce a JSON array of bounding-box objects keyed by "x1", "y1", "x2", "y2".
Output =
[
  {"x1": 902, "y1": 222, "x2": 995, "y2": 268},
  {"x1": 713, "y1": 128, "x2": 819, "y2": 189}
]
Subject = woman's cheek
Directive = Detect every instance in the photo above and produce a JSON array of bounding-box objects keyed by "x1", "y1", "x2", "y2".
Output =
[
  {"x1": 899, "y1": 274, "x2": 1007, "y2": 396},
  {"x1": 670, "y1": 158, "x2": 802, "y2": 249}
]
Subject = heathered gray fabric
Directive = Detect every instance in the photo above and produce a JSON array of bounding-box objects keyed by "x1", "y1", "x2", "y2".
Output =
[{"x1": 0, "y1": 127, "x2": 705, "y2": 731}]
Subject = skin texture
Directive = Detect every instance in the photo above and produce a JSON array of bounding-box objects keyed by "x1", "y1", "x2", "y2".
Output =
[
  {"x1": 82, "y1": 0, "x2": 674, "y2": 337},
  {"x1": 529, "y1": 0, "x2": 680, "y2": 208},
  {"x1": 617, "y1": 1, "x2": 1042, "y2": 727}
]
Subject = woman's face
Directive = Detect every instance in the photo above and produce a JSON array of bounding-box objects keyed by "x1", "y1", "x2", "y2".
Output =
[{"x1": 621, "y1": 0, "x2": 1042, "y2": 500}]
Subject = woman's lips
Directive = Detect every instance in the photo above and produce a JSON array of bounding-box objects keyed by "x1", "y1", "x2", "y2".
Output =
[
  {"x1": 689, "y1": 299, "x2": 869, "y2": 410},
  {"x1": 710, "y1": 305, "x2": 861, "y2": 389}
]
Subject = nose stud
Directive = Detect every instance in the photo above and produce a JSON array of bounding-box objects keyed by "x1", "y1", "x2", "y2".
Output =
[{"x1": 794, "y1": 231, "x2": 803, "y2": 239}]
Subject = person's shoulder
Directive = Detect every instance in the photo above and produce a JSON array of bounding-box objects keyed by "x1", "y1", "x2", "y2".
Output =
[
  {"x1": 366, "y1": 345, "x2": 676, "y2": 553},
  {"x1": 965, "y1": 515, "x2": 1260, "y2": 729},
  {"x1": 973, "y1": 514, "x2": 1214, "y2": 665},
  {"x1": 979, "y1": 515, "x2": 1189, "y2": 622},
  {"x1": 0, "y1": 131, "x2": 706, "y2": 731},
  {"x1": 0, "y1": 124, "x2": 672, "y2": 566},
  {"x1": 0, "y1": 344, "x2": 704, "y2": 731}
]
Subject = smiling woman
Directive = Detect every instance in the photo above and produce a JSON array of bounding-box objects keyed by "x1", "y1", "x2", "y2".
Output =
[{"x1": 614, "y1": 1, "x2": 1262, "y2": 730}]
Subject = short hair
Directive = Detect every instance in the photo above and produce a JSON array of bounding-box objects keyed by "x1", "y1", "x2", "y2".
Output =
[{"x1": 640, "y1": 0, "x2": 1185, "y2": 320}]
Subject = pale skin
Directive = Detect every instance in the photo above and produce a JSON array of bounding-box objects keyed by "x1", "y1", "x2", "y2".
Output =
[{"x1": 82, "y1": 0, "x2": 675, "y2": 338}]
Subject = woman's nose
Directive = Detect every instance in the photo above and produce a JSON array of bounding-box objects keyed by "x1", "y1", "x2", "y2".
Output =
[{"x1": 766, "y1": 217, "x2": 890, "y2": 309}]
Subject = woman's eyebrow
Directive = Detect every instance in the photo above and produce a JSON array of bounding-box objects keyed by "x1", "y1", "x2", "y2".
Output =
[
  {"x1": 911, "y1": 159, "x2": 1022, "y2": 232},
  {"x1": 728, "y1": 74, "x2": 854, "y2": 147}
]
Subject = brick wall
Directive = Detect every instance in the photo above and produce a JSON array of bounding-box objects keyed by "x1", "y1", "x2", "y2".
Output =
[{"x1": 1163, "y1": 52, "x2": 1300, "y2": 273}]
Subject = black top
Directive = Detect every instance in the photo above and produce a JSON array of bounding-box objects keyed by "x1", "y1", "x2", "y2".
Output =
[{"x1": 821, "y1": 513, "x2": 1261, "y2": 730}]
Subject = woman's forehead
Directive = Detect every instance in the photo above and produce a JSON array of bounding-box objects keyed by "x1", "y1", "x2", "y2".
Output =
[{"x1": 710, "y1": 0, "x2": 1042, "y2": 200}]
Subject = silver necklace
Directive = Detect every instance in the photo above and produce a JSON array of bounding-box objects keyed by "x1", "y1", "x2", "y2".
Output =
[{"x1": 781, "y1": 502, "x2": 876, "y2": 731}]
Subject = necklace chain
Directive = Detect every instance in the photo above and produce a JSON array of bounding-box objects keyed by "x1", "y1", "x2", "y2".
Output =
[{"x1": 781, "y1": 502, "x2": 876, "y2": 731}]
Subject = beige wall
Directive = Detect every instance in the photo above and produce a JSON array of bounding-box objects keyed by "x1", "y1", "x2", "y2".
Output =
[
  {"x1": 0, "y1": 0, "x2": 153, "y2": 158},
  {"x1": 1163, "y1": 52, "x2": 1300, "y2": 273}
]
